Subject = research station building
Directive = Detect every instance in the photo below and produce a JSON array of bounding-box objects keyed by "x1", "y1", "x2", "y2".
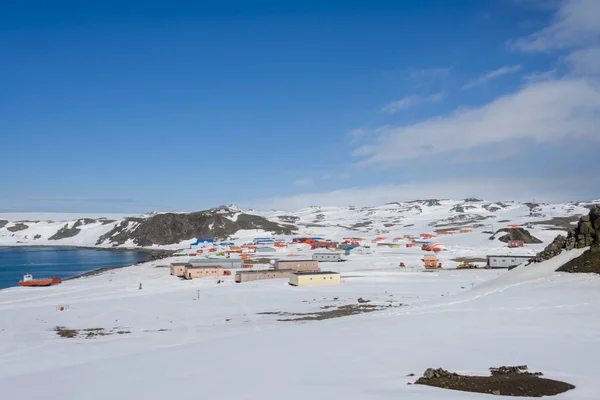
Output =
[
  {"x1": 235, "y1": 269, "x2": 294, "y2": 283},
  {"x1": 274, "y1": 259, "x2": 319, "y2": 272},
  {"x1": 289, "y1": 271, "x2": 341, "y2": 286},
  {"x1": 312, "y1": 253, "x2": 342, "y2": 262},
  {"x1": 486, "y1": 255, "x2": 532, "y2": 268}
]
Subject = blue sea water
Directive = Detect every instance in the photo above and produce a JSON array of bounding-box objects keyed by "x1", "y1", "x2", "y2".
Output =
[{"x1": 0, "y1": 247, "x2": 149, "y2": 289}]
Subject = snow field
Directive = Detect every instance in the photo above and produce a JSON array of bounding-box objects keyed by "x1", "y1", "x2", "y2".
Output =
[{"x1": 1, "y1": 248, "x2": 599, "y2": 399}]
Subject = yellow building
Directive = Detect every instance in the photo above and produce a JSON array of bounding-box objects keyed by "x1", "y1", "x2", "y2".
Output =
[{"x1": 289, "y1": 271, "x2": 341, "y2": 286}]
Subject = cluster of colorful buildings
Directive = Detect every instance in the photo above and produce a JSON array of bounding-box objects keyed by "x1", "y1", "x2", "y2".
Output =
[
  {"x1": 169, "y1": 256, "x2": 341, "y2": 287},
  {"x1": 235, "y1": 258, "x2": 340, "y2": 287}
]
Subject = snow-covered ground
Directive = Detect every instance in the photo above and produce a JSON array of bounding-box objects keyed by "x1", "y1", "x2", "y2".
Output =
[{"x1": 1, "y1": 248, "x2": 599, "y2": 399}]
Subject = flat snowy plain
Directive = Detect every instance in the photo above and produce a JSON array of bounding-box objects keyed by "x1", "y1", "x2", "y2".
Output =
[{"x1": 1, "y1": 247, "x2": 599, "y2": 400}]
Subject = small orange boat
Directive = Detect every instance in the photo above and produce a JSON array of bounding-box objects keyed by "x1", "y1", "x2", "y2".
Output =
[{"x1": 18, "y1": 274, "x2": 62, "y2": 287}]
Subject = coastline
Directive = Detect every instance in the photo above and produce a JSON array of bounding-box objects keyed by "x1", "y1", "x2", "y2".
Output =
[
  {"x1": 0, "y1": 247, "x2": 174, "y2": 290},
  {"x1": 0, "y1": 244, "x2": 162, "y2": 253},
  {"x1": 64, "y1": 262, "x2": 145, "y2": 281}
]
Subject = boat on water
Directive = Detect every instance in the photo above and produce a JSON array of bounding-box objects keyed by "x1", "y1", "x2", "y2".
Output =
[{"x1": 18, "y1": 274, "x2": 62, "y2": 287}]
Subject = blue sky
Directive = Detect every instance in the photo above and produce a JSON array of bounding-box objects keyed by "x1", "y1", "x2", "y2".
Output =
[{"x1": 1, "y1": 0, "x2": 599, "y2": 212}]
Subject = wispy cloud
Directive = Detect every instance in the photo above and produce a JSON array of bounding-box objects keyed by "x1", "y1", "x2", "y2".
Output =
[
  {"x1": 564, "y1": 47, "x2": 600, "y2": 75},
  {"x1": 462, "y1": 65, "x2": 522, "y2": 89},
  {"x1": 381, "y1": 92, "x2": 445, "y2": 113},
  {"x1": 353, "y1": 78, "x2": 600, "y2": 167},
  {"x1": 294, "y1": 178, "x2": 313, "y2": 186},
  {"x1": 523, "y1": 69, "x2": 558, "y2": 82},
  {"x1": 381, "y1": 96, "x2": 420, "y2": 113},
  {"x1": 510, "y1": 0, "x2": 600, "y2": 52},
  {"x1": 321, "y1": 173, "x2": 351, "y2": 180}
]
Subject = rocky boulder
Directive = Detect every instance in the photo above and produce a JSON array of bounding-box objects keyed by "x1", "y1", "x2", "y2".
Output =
[
  {"x1": 534, "y1": 234, "x2": 567, "y2": 262},
  {"x1": 570, "y1": 206, "x2": 600, "y2": 249},
  {"x1": 491, "y1": 227, "x2": 542, "y2": 244},
  {"x1": 421, "y1": 368, "x2": 457, "y2": 380},
  {"x1": 535, "y1": 206, "x2": 600, "y2": 269}
]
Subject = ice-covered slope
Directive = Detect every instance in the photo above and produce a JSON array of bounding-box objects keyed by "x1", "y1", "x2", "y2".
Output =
[
  {"x1": 259, "y1": 199, "x2": 592, "y2": 239},
  {"x1": 0, "y1": 249, "x2": 598, "y2": 399},
  {"x1": 0, "y1": 200, "x2": 595, "y2": 248}
]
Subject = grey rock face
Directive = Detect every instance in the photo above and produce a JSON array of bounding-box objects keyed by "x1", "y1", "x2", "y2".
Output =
[
  {"x1": 96, "y1": 210, "x2": 295, "y2": 247},
  {"x1": 536, "y1": 206, "x2": 600, "y2": 262},
  {"x1": 6, "y1": 223, "x2": 28, "y2": 232}
]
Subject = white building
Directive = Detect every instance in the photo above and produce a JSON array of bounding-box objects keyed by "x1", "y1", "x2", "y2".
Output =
[
  {"x1": 486, "y1": 255, "x2": 532, "y2": 268},
  {"x1": 312, "y1": 253, "x2": 342, "y2": 262}
]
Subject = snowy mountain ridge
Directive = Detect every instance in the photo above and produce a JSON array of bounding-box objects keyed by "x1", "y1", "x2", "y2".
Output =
[{"x1": 0, "y1": 199, "x2": 597, "y2": 248}]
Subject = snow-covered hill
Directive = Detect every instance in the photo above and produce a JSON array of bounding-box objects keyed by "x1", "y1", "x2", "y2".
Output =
[
  {"x1": 1, "y1": 247, "x2": 598, "y2": 399},
  {"x1": 1, "y1": 199, "x2": 594, "y2": 249}
]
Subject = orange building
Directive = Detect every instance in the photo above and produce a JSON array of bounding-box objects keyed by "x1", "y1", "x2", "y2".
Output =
[{"x1": 184, "y1": 265, "x2": 224, "y2": 280}]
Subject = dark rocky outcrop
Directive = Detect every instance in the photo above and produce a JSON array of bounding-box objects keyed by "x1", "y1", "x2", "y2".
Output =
[
  {"x1": 414, "y1": 365, "x2": 574, "y2": 397},
  {"x1": 482, "y1": 202, "x2": 509, "y2": 212},
  {"x1": 49, "y1": 219, "x2": 97, "y2": 240},
  {"x1": 535, "y1": 234, "x2": 567, "y2": 262},
  {"x1": 490, "y1": 228, "x2": 542, "y2": 244},
  {"x1": 570, "y1": 206, "x2": 600, "y2": 248},
  {"x1": 407, "y1": 199, "x2": 441, "y2": 207},
  {"x1": 49, "y1": 222, "x2": 83, "y2": 240},
  {"x1": 6, "y1": 223, "x2": 28, "y2": 232},
  {"x1": 450, "y1": 204, "x2": 476, "y2": 213},
  {"x1": 97, "y1": 208, "x2": 295, "y2": 247},
  {"x1": 277, "y1": 215, "x2": 300, "y2": 223},
  {"x1": 524, "y1": 202, "x2": 545, "y2": 217},
  {"x1": 0, "y1": 220, "x2": 8, "y2": 229},
  {"x1": 432, "y1": 214, "x2": 491, "y2": 228},
  {"x1": 557, "y1": 249, "x2": 600, "y2": 274},
  {"x1": 534, "y1": 206, "x2": 600, "y2": 272}
]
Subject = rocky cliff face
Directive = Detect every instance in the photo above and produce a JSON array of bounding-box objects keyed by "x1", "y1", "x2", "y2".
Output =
[
  {"x1": 535, "y1": 206, "x2": 600, "y2": 266},
  {"x1": 568, "y1": 206, "x2": 600, "y2": 249},
  {"x1": 97, "y1": 208, "x2": 296, "y2": 247}
]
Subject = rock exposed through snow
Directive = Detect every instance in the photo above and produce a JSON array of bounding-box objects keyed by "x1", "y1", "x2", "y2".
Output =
[
  {"x1": 491, "y1": 227, "x2": 542, "y2": 244},
  {"x1": 97, "y1": 211, "x2": 295, "y2": 247},
  {"x1": 415, "y1": 365, "x2": 574, "y2": 397}
]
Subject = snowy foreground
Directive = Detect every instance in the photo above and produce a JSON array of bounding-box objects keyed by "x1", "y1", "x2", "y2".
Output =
[{"x1": 1, "y1": 249, "x2": 599, "y2": 399}]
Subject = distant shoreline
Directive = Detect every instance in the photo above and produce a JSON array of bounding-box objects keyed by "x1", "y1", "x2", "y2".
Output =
[
  {"x1": 0, "y1": 246, "x2": 174, "y2": 289},
  {"x1": 0, "y1": 244, "x2": 161, "y2": 253}
]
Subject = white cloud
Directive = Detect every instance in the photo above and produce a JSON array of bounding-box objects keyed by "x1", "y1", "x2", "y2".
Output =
[
  {"x1": 564, "y1": 47, "x2": 600, "y2": 75},
  {"x1": 353, "y1": 78, "x2": 600, "y2": 167},
  {"x1": 511, "y1": 0, "x2": 600, "y2": 52},
  {"x1": 321, "y1": 173, "x2": 351, "y2": 180},
  {"x1": 462, "y1": 65, "x2": 522, "y2": 89},
  {"x1": 381, "y1": 92, "x2": 445, "y2": 113},
  {"x1": 258, "y1": 177, "x2": 594, "y2": 210},
  {"x1": 294, "y1": 178, "x2": 313, "y2": 186},
  {"x1": 523, "y1": 69, "x2": 558, "y2": 82},
  {"x1": 381, "y1": 96, "x2": 420, "y2": 113}
]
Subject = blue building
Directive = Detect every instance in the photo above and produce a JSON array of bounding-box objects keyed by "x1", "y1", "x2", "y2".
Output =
[{"x1": 192, "y1": 239, "x2": 214, "y2": 245}]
